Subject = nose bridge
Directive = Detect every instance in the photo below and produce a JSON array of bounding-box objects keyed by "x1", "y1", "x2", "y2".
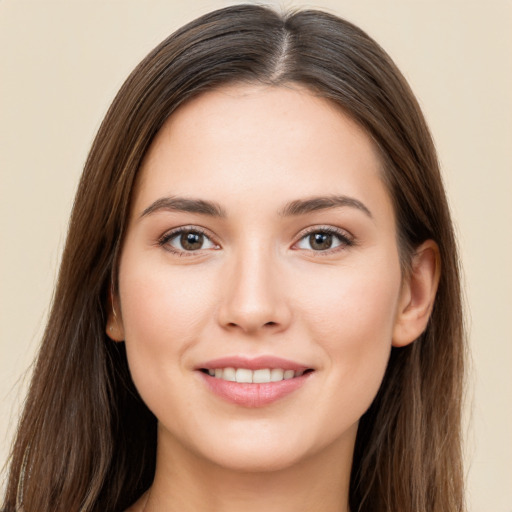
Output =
[{"x1": 217, "y1": 237, "x2": 290, "y2": 334}]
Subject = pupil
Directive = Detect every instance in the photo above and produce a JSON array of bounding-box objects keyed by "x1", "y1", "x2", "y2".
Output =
[
  {"x1": 181, "y1": 232, "x2": 203, "y2": 250},
  {"x1": 310, "y1": 232, "x2": 332, "y2": 250}
]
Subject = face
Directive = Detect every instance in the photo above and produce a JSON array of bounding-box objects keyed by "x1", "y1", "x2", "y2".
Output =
[{"x1": 110, "y1": 84, "x2": 408, "y2": 472}]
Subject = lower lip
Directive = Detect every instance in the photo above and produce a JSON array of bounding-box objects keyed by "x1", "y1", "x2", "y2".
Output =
[{"x1": 198, "y1": 371, "x2": 313, "y2": 408}]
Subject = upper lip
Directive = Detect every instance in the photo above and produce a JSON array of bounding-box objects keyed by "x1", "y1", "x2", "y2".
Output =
[{"x1": 195, "y1": 355, "x2": 313, "y2": 372}]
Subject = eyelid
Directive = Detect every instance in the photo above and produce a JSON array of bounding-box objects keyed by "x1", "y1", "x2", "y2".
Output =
[
  {"x1": 156, "y1": 224, "x2": 355, "y2": 257},
  {"x1": 157, "y1": 225, "x2": 220, "y2": 256},
  {"x1": 292, "y1": 225, "x2": 355, "y2": 255}
]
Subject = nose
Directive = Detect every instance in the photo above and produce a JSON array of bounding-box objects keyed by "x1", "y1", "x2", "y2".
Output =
[{"x1": 216, "y1": 244, "x2": 292, "y2": 335}]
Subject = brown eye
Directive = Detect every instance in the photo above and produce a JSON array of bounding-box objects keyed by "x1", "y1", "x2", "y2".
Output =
[
  {"x1": 181, "y1": 231, "x2": 204, "y2": 251},
  {"x1": 309, "y1": 232, "x2": 333, "y2": 250},
  {"x1": 295, "y1": 228, "x2": 352, "y2": 252},
  {"x1": 162, "y1": 228, "x2": 217, "y2": 253}
]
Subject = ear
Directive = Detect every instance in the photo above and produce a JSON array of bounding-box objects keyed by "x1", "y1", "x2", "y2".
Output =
[
  {"x1": 106, "y1": 287, "x2": 125, "y2": 342},
  {"x1": 392, "y1": 240, "x2": 441, "y2": 347}
]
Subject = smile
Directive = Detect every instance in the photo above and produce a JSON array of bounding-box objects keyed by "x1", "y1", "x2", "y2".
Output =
[
  {"x1": 200, "y1": 367, "x2": 311, "y2": 383},
  {"x1": 196, "y1": 356, "x2": 315, "y2": 407}
]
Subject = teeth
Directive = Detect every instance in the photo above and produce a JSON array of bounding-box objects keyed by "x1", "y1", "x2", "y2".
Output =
[
  {"x1": 206, "y1": 367, "x2": 308, "y2": 383},
  {"x1": 284, "y1": 370, "x2": 295, "y2": 380},
  {"x1": 253, "y1": 369, "x2": 271, "y2": 383},
  {"x1": 223, "y1": 367, "x2": 236, "y2": 381},
  {"x1": 270, "y1": 369, "x2": 284, "y2": 381},
  {"x1": 236, "y1": 368, "x2": 252, "y2": 383}
]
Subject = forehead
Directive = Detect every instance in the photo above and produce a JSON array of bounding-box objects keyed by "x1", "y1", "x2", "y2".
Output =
[{"x1": 134, "y1": 84, "x2": 391, "y2": 219}]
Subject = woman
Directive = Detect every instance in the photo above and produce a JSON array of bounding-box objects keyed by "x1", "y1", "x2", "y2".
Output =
[{"x1": 2, "y1": 5, "x2": 465, "y2": 512}]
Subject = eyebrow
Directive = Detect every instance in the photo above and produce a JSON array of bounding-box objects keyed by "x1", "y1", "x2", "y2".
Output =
[
  {"x1": 141, "y1": 196, "x2": 227, "y2": 218},
  {"x1": 140, "y1": 194, "x2": 372, "y2": 219},
  {"x1": 277, "y1": 195, "x2": 373, "y2": 218}
]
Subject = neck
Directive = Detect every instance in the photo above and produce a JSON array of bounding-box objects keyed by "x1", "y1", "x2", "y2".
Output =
[{"x1": 139, "y1": 423, "x2": 355, "y2": 512}]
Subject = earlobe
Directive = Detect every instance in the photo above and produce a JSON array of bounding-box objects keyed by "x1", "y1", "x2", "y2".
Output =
[
  {"x1": 392, "y1": 240, "x2": 441, "y2": 347},
  {"x1": 106, "y1": 289, "x2": 125, "y2": 342}
]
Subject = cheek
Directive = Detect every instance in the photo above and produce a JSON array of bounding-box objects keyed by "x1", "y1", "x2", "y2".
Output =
[
  {"x1": 117, "y1": 257, "x2": 217, "y2": 403},
  {"x1": 294, "y1": 259, "x2": 401, "y2": 407},
  {"x1": 119, "y1": 248, "x2": 222, "y2": 333},
  {"x1": 298, "y1": 257, "x2": 401, "y2": 335}
]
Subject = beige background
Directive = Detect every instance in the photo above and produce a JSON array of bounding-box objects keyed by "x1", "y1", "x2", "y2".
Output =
[{"x1": 1, "y1": 0, "x2": 511, "y2": 510}]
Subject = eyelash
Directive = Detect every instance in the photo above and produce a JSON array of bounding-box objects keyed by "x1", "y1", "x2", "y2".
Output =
[
  {"x1": 157, "y1": 226, "x2": 217, "y2": 257},
  {"x1": 295, "y1": 225, "x2": 355, "y2": 257},
  {"x1": 157, "y1": 225, "x2": 355, "y2": 257}
]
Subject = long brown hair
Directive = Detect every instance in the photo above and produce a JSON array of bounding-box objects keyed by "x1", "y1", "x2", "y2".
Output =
[{"x1": 2, "y1": 5, "x2": 465, "y2": 511}]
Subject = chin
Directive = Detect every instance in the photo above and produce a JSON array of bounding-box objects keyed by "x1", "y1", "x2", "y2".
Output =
[
  {"x1": 180, "y1": 419, "x2": 350, "y2": 474},
  {"x1": 202, "y1": 442, "x2": 309, "y2": 473}
]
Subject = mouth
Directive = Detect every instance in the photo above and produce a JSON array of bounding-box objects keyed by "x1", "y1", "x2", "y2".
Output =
[
  {"x1": 199, "y1": 367, "x2": 314, "y2": 383},
  {"x1": 195, "y1": 356, "x2": 315, "y2": 407}
]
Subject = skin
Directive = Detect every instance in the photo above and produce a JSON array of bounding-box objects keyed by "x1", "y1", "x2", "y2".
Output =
[{"x1": 108, "y1": 84, "x2": 439, "y2": 512}]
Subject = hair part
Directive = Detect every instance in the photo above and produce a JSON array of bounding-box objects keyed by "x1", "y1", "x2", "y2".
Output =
[{"x1": 2, "y1": 5, "x2": 465, "y2": 512}]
